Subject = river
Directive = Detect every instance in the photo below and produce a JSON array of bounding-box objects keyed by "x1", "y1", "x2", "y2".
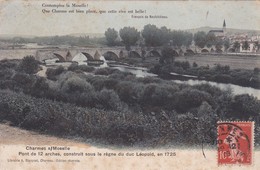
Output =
[
  {"x1": 109, "y1": 64, "x2": 260, "y2": 99},
  {"x1": 44, "y1": 57, "x2": 260, "y2": 99}
]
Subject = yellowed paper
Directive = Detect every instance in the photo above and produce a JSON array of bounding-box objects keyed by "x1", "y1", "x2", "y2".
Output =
[{"x1": 0, "y1": 0, "x2": 259, "y2": 170}]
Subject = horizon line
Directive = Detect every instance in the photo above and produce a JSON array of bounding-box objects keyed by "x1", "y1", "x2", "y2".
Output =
[{"x1": 1, "y1": 26, "x2": 260, "y2": 38}]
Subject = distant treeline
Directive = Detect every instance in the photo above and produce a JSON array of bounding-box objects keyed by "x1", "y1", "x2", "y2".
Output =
[
  {"x1": 151, "y1": 61, "x2": 260, "y2": 89},
  {"x1": 1, "y1": 35, "x2": 107, "y2": 47},
  {"x1": 0, "y1": 24, "x2": 239, "y2": 51}
]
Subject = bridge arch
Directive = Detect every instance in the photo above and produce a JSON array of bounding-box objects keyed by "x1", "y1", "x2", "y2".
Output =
[
  {"x1": 146, "y1": 50, "x2": 161, "y2": 58},
  {"x1": 201, "y1": 49, "x2": 209, "y2": 53},
  {"x1": 172, "y1": 50, "x2": 179, "y2": 56},
  {"x1": 216, "y1": 49, "x2": 223, "y2": 53},
  {"x1": 53, "y1": 53, "x2": 66, "y2": 62},
  {"x1": 82, "y1": 52, "x2": 94, "y2": 60},
  {"x1": 129, "y1": 51, "x2": 142, "y2": 58},
  {"x1": 72, "y1": 53, "x2": 88, "y2": 62},
  {"x1": 103, "y1": 51, "x2": 119, "y2": 60},
  {"x1": 185, "y1": 49, "x2": 195, "y2": 56},
  {"x1": 228, "y1": 48, "x2": 235, "y2": 52}
]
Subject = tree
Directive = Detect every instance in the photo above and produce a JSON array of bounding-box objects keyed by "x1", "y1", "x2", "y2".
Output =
[
  {"x1": 171, "y1": 30, "x2": 184, "y2": 47},
  {"x1": 142, "y1": 24, "x2": 161, "y2": 47},
  {"x1": 142, "y1": 25, "x2": 171, "y2": 47},
  {"x1": 243, "y1": 41, "x2": 249, "y2": 51},
  {"x1": 119, "y1": 27, "x2": 140, "y2": 51},
  {"x1": 105, "y1": 28, "x2": 118, "y2": 46},
  {"x1": 205, "y1": 33, "x2": 216, "y2": 48},
  {"x1": 18, "y1": 56, "x2": 40, "y2": 74},
  {"x1": 215, "y1": 39, "x2": 223, "y2": 51},
  {"x1": 255, "y1": 41, "x2": 260, "y2": 52},
  {"x1": 194, "y1": 31, "x2": 207, "y2": 48},
  {"x1": 233, "y1": 41, "x2": 240, "y2": 52},
  {"x1": 160, "y1": 45, "x2": 176, "y2": 64},
  {"x1": 223, "y1": 39, "x2": 230, "y2": 52},
  {"x1": 182, "y1": 32, "x2": 193, "y2": 47},
  {"x1": 159, "y1": 26, "x2": 171, "y2": 45}
]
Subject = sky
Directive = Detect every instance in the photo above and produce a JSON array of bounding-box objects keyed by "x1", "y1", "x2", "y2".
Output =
[{"x1": 0, "y1": 0, "x2": 259, "y2": 36}]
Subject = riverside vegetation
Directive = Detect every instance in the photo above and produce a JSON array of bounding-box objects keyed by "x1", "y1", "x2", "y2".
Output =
[
  {"x1": 150, "y1": 61, "x2": 260, "y2": 89},
  {"x1": 0, "y1": 56, "x2": 260, "y2": 147}
]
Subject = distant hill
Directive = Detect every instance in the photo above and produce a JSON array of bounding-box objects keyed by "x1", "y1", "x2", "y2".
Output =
[
  {"x1": 186, "y1": 27, "x2": 260, "y2": 36},
  {"x1": 68, "y1": 33, "x2": 104, "y2": 38},
  {"x1": 0, "y1": 34, "x2": 36, "y2": 40},
  {"x1": 0, "y1": 33, "x2": 104, "y2": 40}
]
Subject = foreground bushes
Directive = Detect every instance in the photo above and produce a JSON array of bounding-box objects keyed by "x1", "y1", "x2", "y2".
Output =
[
  {"x1": 18, "y1": 56, "x2": 41, "y2": 74},
  {"x1": 0, "y1": 89, "x2": 218, "y2": 146},
  {"x1": 0, "y1": 90, "x2": 135, "y2": 142},
  {"x1": 46, "y1": 66, "x2": 65, "y2": 80}
]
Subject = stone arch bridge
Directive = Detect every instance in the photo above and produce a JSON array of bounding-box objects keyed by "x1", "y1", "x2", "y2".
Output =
[{"x1": 35, "y1": 46, "x2": 206, "y2": 62}]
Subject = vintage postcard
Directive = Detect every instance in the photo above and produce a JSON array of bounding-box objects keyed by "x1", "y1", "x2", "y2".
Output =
[{"x1": 0, "y1": 0, "x2": 259, "y2": 169}]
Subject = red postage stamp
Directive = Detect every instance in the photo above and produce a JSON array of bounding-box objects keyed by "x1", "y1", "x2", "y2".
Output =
[{"x1": 217, "y1": 121, "x2": 254, "y2": 165}]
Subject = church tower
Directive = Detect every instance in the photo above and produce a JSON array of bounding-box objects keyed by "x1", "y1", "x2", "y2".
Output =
[{"x1": 223, "y1": 19, "x2": 226, "y2": 36}]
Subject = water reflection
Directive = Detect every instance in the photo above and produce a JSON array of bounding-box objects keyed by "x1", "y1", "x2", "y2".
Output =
[
  {"x1": 173, "y1": 79, "x2": 260, "y2": 99},
  {"x1": 111, "y1": 66, "x2": 157, "y2": 78}
]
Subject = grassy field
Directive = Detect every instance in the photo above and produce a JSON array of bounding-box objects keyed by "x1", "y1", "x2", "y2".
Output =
[
  {"x1": 0, "y1": 49, "x2": 37, "y2": 60},
  {"x1": 176, "y1": 54, "x2": 260, "y2": 70}
]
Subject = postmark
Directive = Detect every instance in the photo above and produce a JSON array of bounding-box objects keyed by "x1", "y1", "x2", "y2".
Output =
[{"x1": 217, "y1": 121, "x2": 253, "y2": 165}]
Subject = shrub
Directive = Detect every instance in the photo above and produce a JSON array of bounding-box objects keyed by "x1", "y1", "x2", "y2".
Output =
[
  {"x1": 109, "y1": 70, "x2": 134, "y2": 80},
  {"x1": 230, "y1": 94, "x2": 260, "y2": 119},
  {"x1": 46, "y1": 66, "x2": 65, "y2": 80},
  {"x1": 174, "y1": 88, "x2": 213, "y2": 113},
  {"x1": 11, "y1": 72, "x2": 36, "y2": 92},
  {"x1": 103, "y1": 78, "x2": 119, "y2": 90},
  {"x1": 30, "y1": 77, "x2": 50, "y2": 98},
  {"x1": 212, "y1": 74, "x2": 232, "y2": 83},
  {"x1": 104, "y1": 123, "x2": 145, "y2": 145},
  {"x1": 174, "y1": 61, "x2": 190, "y2": 70},
  {"x1": 195, "y1": 102, "x2": 217, "y2": 143},
  {"x1": 181, "y1": 61, "x2": 191, "y2": 70},
  {"x1": 18, "y1": 56, "x2": 40, "y2": 74},
  {"x1": 0, "y1": 68, "x2": 15, "y2": 80},
  {"x1": 115, "y1": 81, "x2": 136, "y2": 104},
  {"x1": 0, "y1": 80, "x2": 17, "y2": 90},
  {"x1": 213, "y1": 64, "x2": 230, "y2": 74},
  {"x1": 0, "y1": 59, "x2": 19, "y2": 70},
  {"x1": 68, "y1": 63, "x2": 95, "y2": 73},
  {"x1": 61, "y1": 76, "x2": 93, "y2": 93},
  {"x1": 253, "y1": 67, "x2": 260, "y2": 74},
  {"x1": 136, "y1": 76, "x2": 162, "y2": 84},
  {"x1": 160, "y1": 64, "x2": 175, "y2": 74},
  {"x1": 96, "y1": 89, "x2": 123, "y2": 111},
  {"x1": 141, "y1": 83, "x2": 179, "y2": 108},
  {"x1": 230, "y1": 69, "x2": 252, "y2": 86},
  {"x1": 193, "y1": 84, "x2": 223, "y2": 97},
  {"x1": 192, "y1": 62, "x2": 198, "y2": 68},
  {"x1": 172, "y1": 113, "x2": 199, "y2": 144},
  {"x1": 94, "y1": 67, "x2": 117, "y2": 75},
  {"x1": 68, "y1": 63, "x2": 78, "y2": 71}
]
